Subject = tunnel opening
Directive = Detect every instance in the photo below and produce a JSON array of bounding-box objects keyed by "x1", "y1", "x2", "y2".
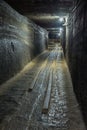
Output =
[{"x1": 0, "y1": 0, "x2": 87, "y2": 129}]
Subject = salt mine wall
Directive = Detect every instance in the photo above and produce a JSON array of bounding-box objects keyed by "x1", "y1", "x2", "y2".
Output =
[
  {"x1": 34, "y1": 26, "x2": 48, "y2": 55},
  {"x1": 66, "y1": 0, "x2": 87, "y2": 123},
  {"x1": 0, "y1": 0, "x2": 48, "y2": 84}
]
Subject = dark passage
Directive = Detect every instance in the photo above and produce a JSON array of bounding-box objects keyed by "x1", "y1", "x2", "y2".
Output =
[{"x1": 0, "y1": 0, "x2": 87, "y2": 129}]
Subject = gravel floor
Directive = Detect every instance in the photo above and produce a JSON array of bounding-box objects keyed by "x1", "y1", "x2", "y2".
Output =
[{"x1": 0, "y1": 45, "x2": 86, "y2": 130}]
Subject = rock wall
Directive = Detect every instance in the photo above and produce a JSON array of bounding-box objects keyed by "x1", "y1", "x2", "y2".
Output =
[
  {"x1": 66, "y1": 0, "x2": 87, "y2": 124},
  {"x1": 34, "y1": 26, "x2": 48, "y2": 55},
  {"x1": 0, "y1": 0, "x2": 48, "y2": 84}
]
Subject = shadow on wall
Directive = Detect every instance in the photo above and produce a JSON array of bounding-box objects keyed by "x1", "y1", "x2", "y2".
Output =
[
  {"x1": 0, "y1": 0, "x2": 48, "y2": 85},
  {"x1": 66, "y1": 0, "x2": 87, "y2": 127}
]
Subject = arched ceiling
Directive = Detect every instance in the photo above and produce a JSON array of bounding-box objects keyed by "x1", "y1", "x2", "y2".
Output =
[{"x1": 4, "y1": 0, "x2": 74, "y2": 29}]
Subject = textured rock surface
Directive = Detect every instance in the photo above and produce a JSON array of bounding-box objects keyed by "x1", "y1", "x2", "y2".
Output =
[
  {"x1": 66, "y1": 0, "x2": 87, "y2": 126},
  {"x1": 0, "y1": 0, "x2": 48, "y2": 84}
]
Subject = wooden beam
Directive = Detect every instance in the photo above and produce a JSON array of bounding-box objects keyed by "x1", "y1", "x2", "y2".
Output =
[
  {"x1": 28, "y1": 68, "x2": 42, "y2": 92},
  {"x1": 42, "y1": 70, "x2": 53, "y2": 114}
]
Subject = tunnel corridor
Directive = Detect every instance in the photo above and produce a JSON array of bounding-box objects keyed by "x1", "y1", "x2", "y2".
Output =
[
  {"x1": 0, "y1": 44, "x2": 86, "y2": 130},
  {"x1": 0, "y1": 0, "x2": 87, "y2": 129}
]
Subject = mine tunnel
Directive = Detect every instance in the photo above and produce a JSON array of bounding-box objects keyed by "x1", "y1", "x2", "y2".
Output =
[{"x1": 0, "y1": 0, "x2": 87, "y2": 129}]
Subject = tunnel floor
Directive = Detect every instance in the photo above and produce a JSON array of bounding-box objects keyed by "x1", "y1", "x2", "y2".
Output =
[{"x1": 0, "y1": 44, "x2": 86, "y2": 130}]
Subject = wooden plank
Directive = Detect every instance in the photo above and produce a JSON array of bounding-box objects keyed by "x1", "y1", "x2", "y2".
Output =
[
  {"x1": 42, "y1": 70, "x2": 53, "y2": 114},
  {"x1": 28, "y1": 68, "x2": 42, "y2": 92},
  {"x1": 28, "y1": 56, "x2": 49, "y2": 92}
]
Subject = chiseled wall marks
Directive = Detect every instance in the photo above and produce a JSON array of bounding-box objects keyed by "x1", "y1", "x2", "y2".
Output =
[
  {"x1": 66, "y1": 0, "x2": 87, "y2": 124},
  {"x1": 0, "y1": 1, "x2": 48, "y2": 84}
]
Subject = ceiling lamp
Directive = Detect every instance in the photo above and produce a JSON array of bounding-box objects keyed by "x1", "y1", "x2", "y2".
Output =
[
  {"x1": 58, "y1": 33, "x2": 61, "y2": 36},
  {"x1": 59, "y1": 17, "x2": 64, "y2": 22},
  {"x1": 59, "y1": 27, "x2": 63, "y2": 32}
]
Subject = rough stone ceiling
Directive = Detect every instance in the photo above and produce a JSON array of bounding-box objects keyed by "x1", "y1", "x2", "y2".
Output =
[{"x1": 4, "y1": 0, "x2": 74, "y2": 29}]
